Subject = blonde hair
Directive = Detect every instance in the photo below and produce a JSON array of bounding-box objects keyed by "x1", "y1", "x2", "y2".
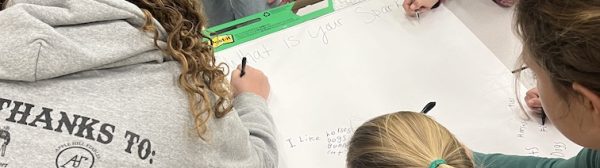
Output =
[
  {"x1": 129, "y1": 0, "x2": 234, "y2": 138},
  {"x1": 347, "y1": 112, "x2": 473, "y2": 168}
]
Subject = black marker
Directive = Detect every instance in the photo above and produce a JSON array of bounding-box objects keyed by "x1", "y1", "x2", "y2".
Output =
[
  {"x1": 421, "y1": 102, "x2": 436, "y2": 114},
  {"x1": 541, "y1": 108, "x2": 547, "y2": 125},
  {"x1": 240, "y1": 57, "x2": 247, "y2": 77}
]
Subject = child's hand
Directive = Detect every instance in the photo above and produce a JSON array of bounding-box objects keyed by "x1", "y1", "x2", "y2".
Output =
[
  {"x1": 231, "y1": 65, "x2": 271, "y2": 100},
  {"x1": 402, "y1": 0, "x2": 439, "y2": 16},
  {"x1": 524, "y1": 88, "x2": 543, "y2": 112}
]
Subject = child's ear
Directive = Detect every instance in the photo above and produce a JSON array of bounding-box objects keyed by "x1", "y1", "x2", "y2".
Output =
[{"x1": 572, "y1": 83, "x2": 600, "y2": 121}]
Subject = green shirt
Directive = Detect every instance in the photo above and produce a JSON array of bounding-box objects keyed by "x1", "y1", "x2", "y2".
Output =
[{"x1": 474, "y1": 148, "x2": 599, "y2": 168}]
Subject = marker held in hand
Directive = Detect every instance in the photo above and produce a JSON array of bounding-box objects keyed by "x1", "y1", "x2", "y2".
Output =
[{"x1": 240, "y1": 57, "x2": 247, "y2": 77}]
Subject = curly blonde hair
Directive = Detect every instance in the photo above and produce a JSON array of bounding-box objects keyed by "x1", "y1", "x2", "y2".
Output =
[{"x1": 127, "y1": 0, "x2": 234, "y2": 137}]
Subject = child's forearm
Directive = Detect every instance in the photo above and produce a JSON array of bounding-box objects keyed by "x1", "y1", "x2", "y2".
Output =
[{"x1": 233, "y1": 92, "x2": 278, "y2": 167}]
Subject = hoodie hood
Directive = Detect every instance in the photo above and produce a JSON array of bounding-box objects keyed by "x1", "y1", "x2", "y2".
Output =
[{"x1": 0, "y1": 0, "x2": 168, "y2": 81}]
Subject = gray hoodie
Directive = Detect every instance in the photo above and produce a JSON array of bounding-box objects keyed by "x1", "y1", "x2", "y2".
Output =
[{"x1": 0, "y1": 0, "x2": 277, "y2": 167}]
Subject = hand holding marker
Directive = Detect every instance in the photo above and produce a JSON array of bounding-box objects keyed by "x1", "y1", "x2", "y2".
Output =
[
  {"x1": 513, "y1": 68, "x2": 547, "y2": 126},
  {"x1": 231, "y1": 57, "x2": 270, "y2": 100},
  {"x1": 524, "y1": 88, "x2": 547, "y2": 125},
  {"x1": 402, "y1": 0, "x2": 442, "y2": 18}
]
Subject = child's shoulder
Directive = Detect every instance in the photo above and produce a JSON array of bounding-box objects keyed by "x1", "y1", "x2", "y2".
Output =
[{"x1": 578, "y1": 148, "x2": 599, "y2": 168}]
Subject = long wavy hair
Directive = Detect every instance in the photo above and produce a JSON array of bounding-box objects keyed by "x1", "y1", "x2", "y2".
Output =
[
  {"x1": 127, "y1": 0, "x2": 234, "y2": 138},
  {"x1": 0, "y1": 0, "x2": 234, "y2": 138}
]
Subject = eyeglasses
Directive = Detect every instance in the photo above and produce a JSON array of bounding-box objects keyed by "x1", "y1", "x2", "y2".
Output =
[{"x1": 512, "y1": 66, "x2": 529, "y2": 74}]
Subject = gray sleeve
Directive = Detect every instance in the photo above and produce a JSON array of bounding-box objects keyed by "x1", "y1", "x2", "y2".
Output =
[
  {"x1": 202, "y1": 0, "x2": 235, "y2": 26},
  {"x1": 233, "y1": 92, "x2": 278, "y2": 167}
]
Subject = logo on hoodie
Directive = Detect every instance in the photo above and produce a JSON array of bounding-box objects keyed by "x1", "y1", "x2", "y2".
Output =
[{"x1": 55, "y1": 142, "x2": 98, "y2": 168}]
